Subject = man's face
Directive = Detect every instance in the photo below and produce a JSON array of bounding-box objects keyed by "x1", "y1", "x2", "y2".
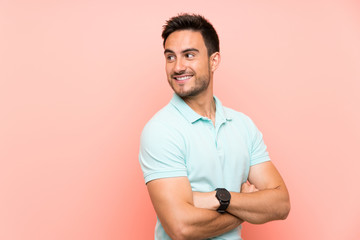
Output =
[{"x1": 164, "y1": 30, "x2": 211, "y2": 98}]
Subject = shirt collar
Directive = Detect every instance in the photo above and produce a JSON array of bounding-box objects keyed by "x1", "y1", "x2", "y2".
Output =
[{"x1": 170, "y1": 93, "x2": 232, "y2": 124}]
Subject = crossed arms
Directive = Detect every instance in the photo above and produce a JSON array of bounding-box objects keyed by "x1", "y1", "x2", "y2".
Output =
[{"x1": 146, "y1": 161, "x2": 290, "y2": 240}]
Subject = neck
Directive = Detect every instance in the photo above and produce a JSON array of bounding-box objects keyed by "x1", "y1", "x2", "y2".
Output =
[{"x1": 182, "y1": 88, "x2": 216, "y2": 124}]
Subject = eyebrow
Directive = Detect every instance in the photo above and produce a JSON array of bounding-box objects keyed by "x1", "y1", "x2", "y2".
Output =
[{"x1": 164, "y1": 48, "x2": 200, "y2": 55}]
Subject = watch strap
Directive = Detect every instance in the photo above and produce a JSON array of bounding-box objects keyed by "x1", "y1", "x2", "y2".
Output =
[{"x1": 216, "y1": 200, "x2": 229, "y2": 213}]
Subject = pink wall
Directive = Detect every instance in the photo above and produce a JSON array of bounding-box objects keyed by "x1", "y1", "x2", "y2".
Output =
[{"x1": 1, "y1": 1, "x2": 359, "y2": 239}]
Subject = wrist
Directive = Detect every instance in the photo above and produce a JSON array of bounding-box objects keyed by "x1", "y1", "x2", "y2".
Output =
[
  {"x1": 192, "y1": 191, "x2": 219, "y2": 210},
  {"x1": 210, "y1": 191, "x2": 220, "y2": 211}
]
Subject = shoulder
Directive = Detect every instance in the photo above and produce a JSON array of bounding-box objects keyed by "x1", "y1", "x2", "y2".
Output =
[
  {"x1": 147, "y1": 102, "x2": 182, "y2": 125},
  {"x1": 223, "y1": 106, "x2": 255, "y2": 126},
  {"x1": 222, "y1": 106, "x2": 263, "y2": 140},
  {"x1": 141, "y1": 103, "x2": 188, "y2": 144}
]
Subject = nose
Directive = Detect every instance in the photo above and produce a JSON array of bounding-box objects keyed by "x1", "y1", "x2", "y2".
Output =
[{"x1": 174, "y1": 58, "x2": 186, "y2": 73}]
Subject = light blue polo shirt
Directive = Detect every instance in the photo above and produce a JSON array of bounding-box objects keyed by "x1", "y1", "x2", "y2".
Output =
[{"x1": 139, "y1": 93, "x2": 270, "y2": 240}]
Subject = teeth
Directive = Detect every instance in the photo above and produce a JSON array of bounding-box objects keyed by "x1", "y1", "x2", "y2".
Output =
[{"x1": 176, "y1": 76, "x2": 191, "y2": 81}]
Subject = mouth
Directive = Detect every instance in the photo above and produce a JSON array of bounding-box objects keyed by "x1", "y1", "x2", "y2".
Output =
[{"x1": 173, "y1": 74, "x2": 193, "y2": 82}]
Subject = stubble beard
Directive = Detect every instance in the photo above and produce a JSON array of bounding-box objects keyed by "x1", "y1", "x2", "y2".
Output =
[{"x1": 169, "y1": 66, "x2": 211, "y2": 98}]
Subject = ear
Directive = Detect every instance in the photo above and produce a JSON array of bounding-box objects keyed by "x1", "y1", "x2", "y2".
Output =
[{"x1": 209, "y1": 52, "x2": 221, "y2": 72}]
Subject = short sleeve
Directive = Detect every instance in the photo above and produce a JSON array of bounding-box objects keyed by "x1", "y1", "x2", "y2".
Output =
[
  {"x1": 246, "y1": 117, "x2": 271, "y2": 166},
  {"x1": 139, "y1": 120, "x2": 187, "y2": 184}
]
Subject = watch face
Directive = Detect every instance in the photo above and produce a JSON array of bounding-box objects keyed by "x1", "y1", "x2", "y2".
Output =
[{"x1": 217, "y1": 189, "x2": 231, "y2": 201}]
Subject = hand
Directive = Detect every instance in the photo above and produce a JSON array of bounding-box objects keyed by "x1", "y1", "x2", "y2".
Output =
[
  {"x1": 192, "y1": 191, "x2": 219, "y2": 211},
  {"x1": 241, "y1": 181, "x2": 259, "y2": 193}
]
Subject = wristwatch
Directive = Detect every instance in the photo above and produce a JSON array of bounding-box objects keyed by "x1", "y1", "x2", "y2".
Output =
[{"x1": 215, "y1": 188, "x2": 231, "y2": 213}]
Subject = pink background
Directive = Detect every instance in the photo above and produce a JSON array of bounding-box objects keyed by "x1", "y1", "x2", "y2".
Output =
[{"x1": 1, "y1": 1, "x2": 360, "y2": 239}]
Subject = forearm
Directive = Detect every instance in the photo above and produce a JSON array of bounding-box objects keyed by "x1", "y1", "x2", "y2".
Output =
[
  {"x1": 147, "y1": 178, "x2": 242, "y2": 240},
  {"x1": 169, "y1": 205, "x2": 242, "y2": 240},
  {"x1": 227, "y1": 186, "x2": 290, "y2": 224}
]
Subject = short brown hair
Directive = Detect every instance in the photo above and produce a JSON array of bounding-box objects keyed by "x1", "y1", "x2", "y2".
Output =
[{"x1": 162, "y1": 13, "x2": 220, "y2": 56}]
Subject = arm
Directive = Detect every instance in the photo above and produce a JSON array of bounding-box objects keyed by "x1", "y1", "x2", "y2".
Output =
[
  {"x1": 227, "y1": 161, "x2": 290, "y2": 224},
  {"x1": 193, "y1": 161, "x2": 290, "y2": 224},
  {"x1": 147, "y1": 176, "x2": 243, "y2": 240}
]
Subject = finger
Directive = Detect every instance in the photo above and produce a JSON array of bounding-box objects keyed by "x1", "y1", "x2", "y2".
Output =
[{"x1": 241, "y1": 182, "x2": 249, "y2": 190}]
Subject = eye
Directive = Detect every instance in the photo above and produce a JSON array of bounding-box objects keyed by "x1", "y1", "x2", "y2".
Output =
[
  {"x1": 166, "y1": 55, "x2": 175, "y2": 62},
  {"x1": 185, "y1": 53, "x2": 195, "y2": 59}
]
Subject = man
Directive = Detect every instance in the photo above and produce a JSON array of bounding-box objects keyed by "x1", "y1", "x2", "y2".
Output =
[{"x1": 139, "y1": 13, "x2": 290, "y2": 240}]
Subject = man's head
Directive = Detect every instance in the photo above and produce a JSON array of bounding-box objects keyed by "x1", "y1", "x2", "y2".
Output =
[
  {"x1": 162, "y1": 14, "x2": 221, "y2": 98},
  {"x1": 162, "y1": 13, "x2": 220, "y2": 57}
]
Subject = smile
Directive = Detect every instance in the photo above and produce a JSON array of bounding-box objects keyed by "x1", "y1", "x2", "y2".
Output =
[{"x1": 174, "y1": 75, "x2": 193, "y2": 81}]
